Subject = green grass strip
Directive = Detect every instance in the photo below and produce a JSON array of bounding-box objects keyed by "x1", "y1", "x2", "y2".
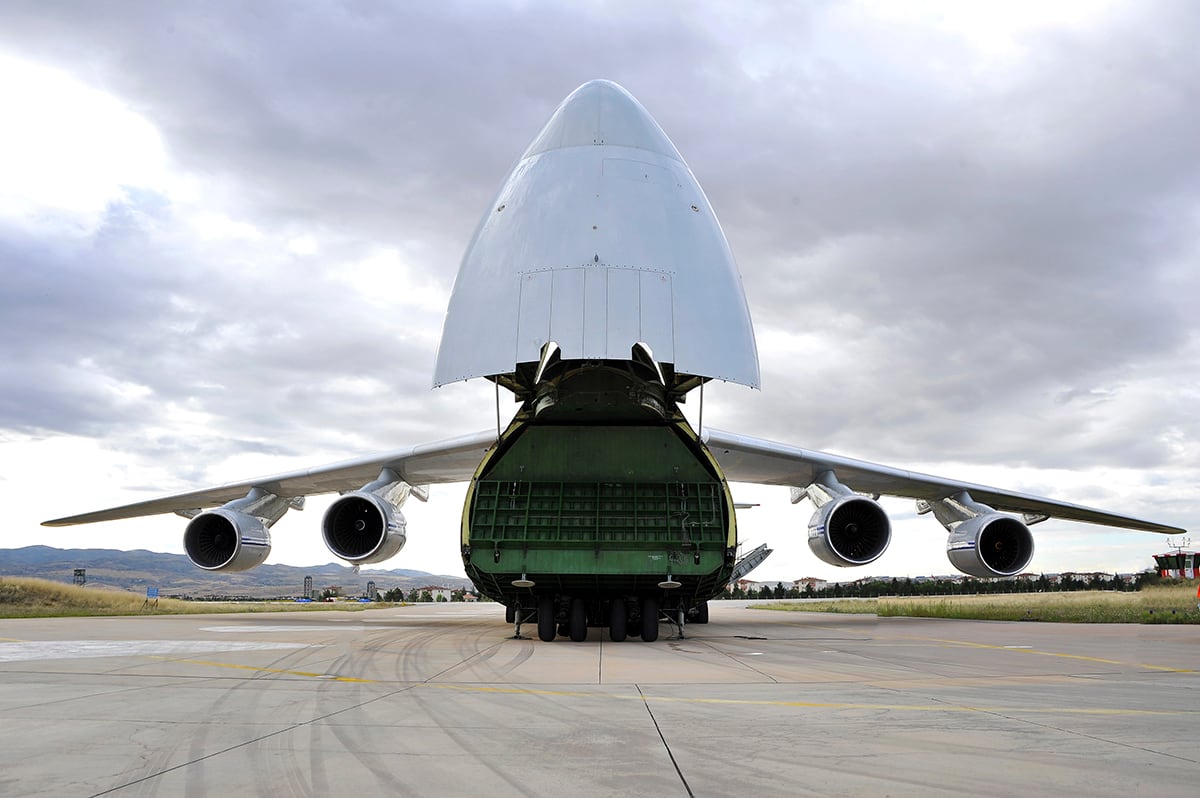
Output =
[
  {"x1": 0, "y1": 577, "x2": 390, "y2": 618},
  {"x1": 753, "y1": 584, "x2": 1200, "y2": 624}
]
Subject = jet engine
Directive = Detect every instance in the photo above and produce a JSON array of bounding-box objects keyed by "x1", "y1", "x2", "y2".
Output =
[
  {"x1": 808, "y1": 495, "x2": 892, "y2": 567},
  {"x1": 184, "y1": 509, "x2": 271, "y2": 571},
  {"x1": 923, "y1": 491, "x2": 1035, "y2": 578},
  {"x1": 801, "y1": 471, "x2": 892, "y2": 567},
  {"x1": 321, "y1": 469, "x2": 421, "y2": 565},
  {"x1": 321, "y1": 492, "x2": 407, "y2": 565},
  {"x1": 946, "y1": 513, "x2": 1034, "y2": 578}
]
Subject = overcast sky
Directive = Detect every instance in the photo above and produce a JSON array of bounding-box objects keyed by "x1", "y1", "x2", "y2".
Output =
[{"x1": 0, "y1": 1, "x2": 1195, "y2": 584}]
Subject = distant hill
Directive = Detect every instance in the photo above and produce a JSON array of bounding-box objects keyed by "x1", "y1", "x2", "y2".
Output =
[{"x1": 0, "y1": 546, "x2": 471, "y2": 598}]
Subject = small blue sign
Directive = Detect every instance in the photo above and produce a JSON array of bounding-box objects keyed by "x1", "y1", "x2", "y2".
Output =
[{"x1": 146, "y1": 587, "x2": 160, "y2": 599}]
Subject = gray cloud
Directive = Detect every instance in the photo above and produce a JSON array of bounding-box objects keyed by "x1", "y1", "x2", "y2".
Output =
[{"x1": 0, "y1": 1, "x2": 1195, "y2": 542}]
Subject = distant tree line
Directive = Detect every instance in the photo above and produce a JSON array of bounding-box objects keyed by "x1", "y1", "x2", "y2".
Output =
[
  {"x1": 725, "y1": 572, "x2": 1164, "y2": 601},
  {"x1": 380, "y1": 587, "x2": 471, "y2": 603}
]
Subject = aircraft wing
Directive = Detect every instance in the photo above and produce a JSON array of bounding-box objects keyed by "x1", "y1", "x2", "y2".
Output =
[
  {"x1": 702, "y1": 428, "x2": 1185, "y2": 534},
  {"x1": 43, "y1": 430, "x2": 497, "y2": 526}
]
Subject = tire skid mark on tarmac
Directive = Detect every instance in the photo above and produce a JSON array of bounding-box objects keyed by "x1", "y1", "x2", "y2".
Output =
[
  {"x1": 40, "y1": 620, "x2": 1196, "y2": 797},
  {"x1": 94, "y1": 627, "x2": 423, "y2": 797},
  {"x1": 407, "y1": 676, "x2": 531, "y2": 796},
  {"x1": 189, "y1": 643, "x2": 326, "y2": 798},
  {"x1": 291, "y1": 635, "x2": 379, "y2": 791},
  {"x1": 79, "y1": 619, "x2": 1199, "y2": 796},
  {"x1": 410, "y1": 624, "x2": 539, "y2": 793},
  {"x1": 146, "y1": 655, "x2": 377, "y2": 682},
  {"x1": 115, "y1": 641, "x2": 355, "y2": 797},
  {"x1": 466, "y1": 633, "x2": 537, "y2": 678},
  {"x1": 141, "y1": 652, "x2": 1199, "y2": 717},
  {"x1": 305, "y1": 625, "x2": 474, "y2": 791},
  {"x1": 424, "y1": 683, "x2": 1198, "y2": 717},
  {"x1": 106, "y1": 645, "x2": 313, "y2": 798},
  {"x1": 421, "y1": 625, "x2": 536, "y2": 682},
  {"x1": 317, "y1": 624, "x2": 525, "y2": 795},
  {"x1": 321, "y1": 629, "x2": 430, "y2": 793},
  {"x1": 248, "y1": 643, "x2": 351, "y2": 798},
  {"x1": 88, "y1": 683, "x2": 423, "y2": 798},
  {"x1": 314, "y1": 627, "x2": 424, "y2": 786}
]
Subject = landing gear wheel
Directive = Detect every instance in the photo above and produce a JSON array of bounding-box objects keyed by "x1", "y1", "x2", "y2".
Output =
[
  {"x1": 505, "y1": 605, "x2": 516, "y2": 624},
  {"x1": 641, "y1": 597, "x2": 659, "y2": 642},
  {"x1": 569, "y1": 598, "x2": 587, "y2": 642},
  {"x1": 537, "y1": 596, "x2": 556, "y2": 642},
  {"x1": 694, "y1": 601, "x2": 709, "y2": 624},
  {"x1": 609, "y1": 599, "x2": 627, "y2": 642}
]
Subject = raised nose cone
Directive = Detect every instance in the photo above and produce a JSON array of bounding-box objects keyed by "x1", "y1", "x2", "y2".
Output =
[
  {"x1": 434, "y1": 79, "x2": 760, "y2": 392},
  {"x1": 522, "y1": 79, "x2": 683, "y2": 162}
]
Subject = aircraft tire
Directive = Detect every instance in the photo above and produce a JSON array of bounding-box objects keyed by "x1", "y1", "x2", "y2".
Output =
[
  {"x1": 569, "y1": 598, "x2": 587, "y2": 642},
  {"x1": 505, "y1": 604, "x2": 516, "y2": 624},
  {"x1": 537, "y1": 596, "x2": 556, "y2": 642},
  {"x1": 609, "y1": 599, "x2": 627, "y2": 642},
  {"x1": 694, "y1": 601, "x2": 709, "y2": 624},
  {"x1": 641, "y1": 597, "x2": 659, "y2": 642}
]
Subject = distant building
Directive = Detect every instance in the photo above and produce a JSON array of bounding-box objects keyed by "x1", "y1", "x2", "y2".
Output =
[
  {"x1": 728, "y1": 579, "x2": 778, "y2": 594},
  {"x1": 793, "y1": 577, "x2": 828, "y2": 591},
  {"x1": 851, "y1": 576, "x2": 892, "y2": 586},
  {"x1": 1059, "y1": 571, "x2": 1113, "y2": 583},
  {"x1": 415, "y1": 585, "x2": 454, "y2": 601}
]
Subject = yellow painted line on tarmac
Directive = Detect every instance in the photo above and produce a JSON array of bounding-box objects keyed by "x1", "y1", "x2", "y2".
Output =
[
  {"x1": 0, "y1": 637, "x2": 25, "y2": 642},
  {"x1": 147, "y1": 655, "x2": 377, "y2": 683},
  {"x1": 142, "y1": 656, "x2": 1197, "y2": 717},
  {"x1": 921, "y1": 637, "x2": 1196, "y2": 673}
]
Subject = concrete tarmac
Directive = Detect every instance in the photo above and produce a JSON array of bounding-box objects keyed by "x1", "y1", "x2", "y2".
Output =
[{"x1": 1, "y1": 601, "x2": 1196, "y2": 797}]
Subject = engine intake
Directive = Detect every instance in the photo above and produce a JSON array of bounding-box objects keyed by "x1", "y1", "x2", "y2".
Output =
[
  {"x1": 322, "y1": 492, "x2": 407, "y2": 565},
  {"x1": 808, "y1": 495, "x2": 892, "y2": 567},
  {"x1": 947, "y1": 514, "x2": 1034, "y2": 578},
  {"x1": 184, "y1": 509, "x2": 272, "y2": 572}
]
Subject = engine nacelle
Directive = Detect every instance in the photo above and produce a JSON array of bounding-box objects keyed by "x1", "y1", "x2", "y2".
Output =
[
  {"x1": 946, "y1": 514, "x2": 1034, "y2": 578},
  {"x1": 322, "y1": 492, "x2": 407, "y2": 565},
  {"x1": 184, "y1": 509, "x2": 272, "y2": 572},
  {"x1": 807, "y1": 495, "x2": 892, "y2": 567}
]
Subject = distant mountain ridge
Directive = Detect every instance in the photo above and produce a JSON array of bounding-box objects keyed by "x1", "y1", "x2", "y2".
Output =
[{"x1": 0, "y1": 545, "x2": 471, "y2": 598}]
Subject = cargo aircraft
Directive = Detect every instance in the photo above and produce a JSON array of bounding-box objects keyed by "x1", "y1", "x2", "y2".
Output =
[{"x1": 45, "y1": 80, "x2": 1185, "y2": 642}]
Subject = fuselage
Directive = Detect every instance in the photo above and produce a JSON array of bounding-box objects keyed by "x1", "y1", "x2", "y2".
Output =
[
  {"x1": 460, "y1": 362, "x2": 736, "y2": 640},
  {"x1": 430, "y1": 81, "x2": 760, "y2": 640}
]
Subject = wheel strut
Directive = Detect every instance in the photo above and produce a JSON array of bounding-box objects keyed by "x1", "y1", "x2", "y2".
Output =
[
  {"x1": 510, "y1": 606, "x2": 529, "y2": 640},
  {"x1": 670, "y1": 606, "x2": 687, "y2": 640}
]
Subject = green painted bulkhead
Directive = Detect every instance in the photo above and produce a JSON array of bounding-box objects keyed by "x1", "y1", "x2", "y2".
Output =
[{"x1": 461, "y1": 419, "x2": 737, "y2": 611}]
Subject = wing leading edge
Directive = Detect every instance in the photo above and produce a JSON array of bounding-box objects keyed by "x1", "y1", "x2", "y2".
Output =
[
  {"x1": 42, "y1": 430, "x2": 497, "y2": 527},
  {"x1": 702, "y1": 428, "x2": 1185, "y2": 535}
]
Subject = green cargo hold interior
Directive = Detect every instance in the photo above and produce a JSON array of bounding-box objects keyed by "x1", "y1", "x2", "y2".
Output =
[{"x1": 463, "y1": 423, "x2": 735, "y2": 603}]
